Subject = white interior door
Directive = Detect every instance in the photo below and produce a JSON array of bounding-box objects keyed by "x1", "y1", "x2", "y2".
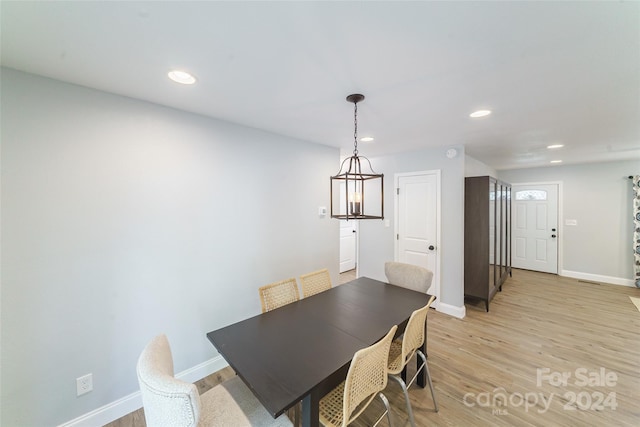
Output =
[
  {"x1": 338, "y1": 182, "x2": 357, "y2": 272},
  {"x1": 512, "y1": 183, "x2": 559, "y2": 273},
  {"x1": 395, "y1": 171, "x2": 440, "y2": 298},
  {"x1": 339, "y1": 220, "x2": 357, "y2": 272}
]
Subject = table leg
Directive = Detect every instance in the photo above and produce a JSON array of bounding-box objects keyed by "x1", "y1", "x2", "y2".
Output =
[{"x1": 301, "y1": 389, "x2": 320, "y2": 427}]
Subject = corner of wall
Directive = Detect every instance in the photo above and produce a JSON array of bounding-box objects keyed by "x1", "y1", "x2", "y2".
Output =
[{"x1": 435, "y1": 301, "x2": 466, "y2": 319}]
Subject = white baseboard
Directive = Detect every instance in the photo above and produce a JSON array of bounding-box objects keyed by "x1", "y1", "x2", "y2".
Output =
[
  {"x1": 179, "y1": 354, "x2": 229, "y2": 384},
  {"x1": 435, "y1": 301, "x2": 466, "y2": 318},
  {"x1": 57, "y1": 356, "x2": 229, "y2": 427},
  {"x1": 561, "y1": 270, "x2": 636, "y2": 288}
]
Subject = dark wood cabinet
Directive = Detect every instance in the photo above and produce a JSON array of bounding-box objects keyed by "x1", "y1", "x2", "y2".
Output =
[{"x1": 464, "y1": 176, "x2": 512, "y2": 311}]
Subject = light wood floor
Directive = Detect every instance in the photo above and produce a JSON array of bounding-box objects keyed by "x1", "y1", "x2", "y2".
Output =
[
  {"x1": 339, "y1": 268, "x2": 357, "y2": 284},
  {"x1": 106, "y1": 269, "x2": 640, "y2": 427}
]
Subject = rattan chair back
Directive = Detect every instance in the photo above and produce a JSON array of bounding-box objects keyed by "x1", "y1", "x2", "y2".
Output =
[
  {"x1": 386, "y1": 295, "x2": 439, "y2": 426},
  {"x1": 388, "y1": 295, "x2": 435, "y2": 374},
  {"x1": 300, "y1": 268, "x2": 332, "y2": 298},
  {"x1": 259, "y1": 278, "x2": 300, "y2": 313},
  {"x1": 344, "y1": 325, "x2": 397, "y2": 423},
  {"x1": 319, "y1": 325, "x2": 397, "y2": 426}
]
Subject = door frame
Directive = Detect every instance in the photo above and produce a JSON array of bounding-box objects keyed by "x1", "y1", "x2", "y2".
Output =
[
  {"x1": 511, "y1": 181, "x2": 563, "y2": 274},
  {"x1": 393, "y1": 170, "x2": 441, "y2": 308}
]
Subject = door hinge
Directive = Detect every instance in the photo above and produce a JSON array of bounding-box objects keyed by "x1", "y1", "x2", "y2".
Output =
[
  {"x1": 396, "y1": 188, "x2": 400, "y2": 195},
  {"x1": 397, "y1": 234, "x2": 399, "y2": 240}
]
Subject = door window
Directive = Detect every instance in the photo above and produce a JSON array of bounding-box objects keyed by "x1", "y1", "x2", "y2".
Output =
[{"x1": 515, "y1": 190, "x2": 547, "y2": 201}]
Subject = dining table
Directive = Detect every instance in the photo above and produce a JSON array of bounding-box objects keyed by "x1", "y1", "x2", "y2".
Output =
[{"x1": 206, "y1": 276, "x2": 434, "y2": 427}]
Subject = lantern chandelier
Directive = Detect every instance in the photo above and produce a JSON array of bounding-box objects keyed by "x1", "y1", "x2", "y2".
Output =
[{"x1": 330, "y1": 94, "x2": 384, "y2": 220}]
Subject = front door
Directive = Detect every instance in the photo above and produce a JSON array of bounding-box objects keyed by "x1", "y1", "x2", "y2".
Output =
[
  {"x1": 395, "y1": 171, "x2": 440, "y2": 298},
  {"x1": 512, "y1": 183, "x2": 559, "y2": 274}
]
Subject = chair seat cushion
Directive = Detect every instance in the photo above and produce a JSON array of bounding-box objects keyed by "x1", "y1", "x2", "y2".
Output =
[{"x1": 199, "y1": 376, "x2": 293, "y2": 427}]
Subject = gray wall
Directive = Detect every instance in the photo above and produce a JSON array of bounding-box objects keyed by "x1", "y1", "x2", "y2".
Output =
[
  {"x1": 358, "y1": 145, "x2": 466, "y2": 310},
  {"x1": 499, "y1": 161, "x2": 637, "y2": 283},
  {"x1": 0, "y1": 69, "x2": 339, "y2": 426}
]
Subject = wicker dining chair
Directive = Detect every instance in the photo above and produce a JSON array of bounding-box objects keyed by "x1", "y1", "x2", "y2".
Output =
[
  {"x1": 258, "y1": 277, "x2": 302, "y2": 424},
  {"x1": 384, "y1": 261, "x2": 433, "y2": 294},
  {"x1": 387, "y1": 295, "x2": 438, "y2": 427},
  {"x1": 300, "y1": 268, "x2": 332, "y2": 298},
  {"x1": 259, "y1": 278, "x2": 300, "y2": 313},
  {"x1": 319, "y1": 325, "x2": 398, "y2": 427},
  {"x1": 136, "y1": 334, "x2": 293, "y2": 427}
]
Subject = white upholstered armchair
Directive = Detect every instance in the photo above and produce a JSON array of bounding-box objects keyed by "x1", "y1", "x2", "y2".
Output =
[{"x1": 136, "y1": 334, "x2": 293, "y2": 427}]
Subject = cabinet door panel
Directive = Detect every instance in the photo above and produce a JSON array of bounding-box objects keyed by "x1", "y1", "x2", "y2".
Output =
[{"x1": 489, "y1": 179, "x2": 496, "y2": 288}]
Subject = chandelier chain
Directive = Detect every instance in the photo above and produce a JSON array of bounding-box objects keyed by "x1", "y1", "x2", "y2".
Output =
[{"x1": 353, "y1": 101, "x2": 359, "y2": 156}]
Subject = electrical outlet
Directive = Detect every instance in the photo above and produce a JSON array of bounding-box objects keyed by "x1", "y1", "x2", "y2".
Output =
[{"x1": 76, "y1": 373, "x2": 93, "y2": 396}]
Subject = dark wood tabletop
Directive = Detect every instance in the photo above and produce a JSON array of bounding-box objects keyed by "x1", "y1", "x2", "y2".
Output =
[{"x1": 206, "y1": 276, "x2": 433, "y2": 427}]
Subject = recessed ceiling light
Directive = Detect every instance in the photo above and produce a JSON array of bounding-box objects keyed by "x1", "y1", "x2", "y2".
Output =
[
  {"x1": 168, "y1": 70, "x2": 197, "y2": 85},
  {"x1": 547, "y1": 144, "x2": 564, "y2": 149},
  {"x1": 470, "y1": 110, "x2": 491, "y2": 118},
  {"x1": 550, "y1": 160, "x2": 563, "y2": 164},
  {"x1": 360, "y1": 137, "x2": 374, "y2": 142}
]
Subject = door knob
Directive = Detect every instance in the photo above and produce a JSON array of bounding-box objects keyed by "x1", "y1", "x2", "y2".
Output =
[
  {"x1": 552, "y1": 228, "x2": 556, "y2": 232},
  {"x1": 352, "y1": 230, "x2": 356, "y2": 233},
  {"x1": 428, "y1": 245, "x2": 435, "y2": 250},
  {"x1": 551, "y1": 234, "x2": 556, "y2": 238}
]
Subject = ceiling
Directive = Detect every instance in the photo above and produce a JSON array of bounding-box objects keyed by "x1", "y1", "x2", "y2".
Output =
[{"x1": 2, "y1": 1, "x2": 639, "y2": 170}]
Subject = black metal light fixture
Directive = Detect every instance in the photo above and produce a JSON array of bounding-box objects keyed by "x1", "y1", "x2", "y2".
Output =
[{"x1": 330, "y1": 94, "x2": 384, "y2": 220}]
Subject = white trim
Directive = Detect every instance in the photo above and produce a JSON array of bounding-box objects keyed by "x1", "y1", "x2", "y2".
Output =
[
  {"x1": 355, "y1": 220, "x2": 360, "y2": 278},
  {"x1": 57, "y1": 356, "x2": 229, "y2": 427},
  {"x1": 561, "y1": 270, "x2": 636, "y2": 288},
  {"x1": 393, "y1": 170, "x2": 442, "y2": 305},
  {"x1": 436, "y1": 302, "x2": 466, "y2": 319}
]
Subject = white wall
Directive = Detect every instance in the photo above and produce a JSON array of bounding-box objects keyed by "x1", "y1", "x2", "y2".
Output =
[
  {"x1": 358, "y1": 145, "x2": 466, "y2": 315},
  {"x1": 499, "y1": 161, "x2": 637, "y2": 285},
  {"x1": 465, "y1": 155, "x2": 496, "y2": 177},
  {"x1": 0, "y1": 69, "x2": 339, "y2": 426}
]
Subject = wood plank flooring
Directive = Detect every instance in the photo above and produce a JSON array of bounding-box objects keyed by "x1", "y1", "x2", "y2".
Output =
[{"x1": 106, "y1": 269, "x2": 640, "y2": 427}]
